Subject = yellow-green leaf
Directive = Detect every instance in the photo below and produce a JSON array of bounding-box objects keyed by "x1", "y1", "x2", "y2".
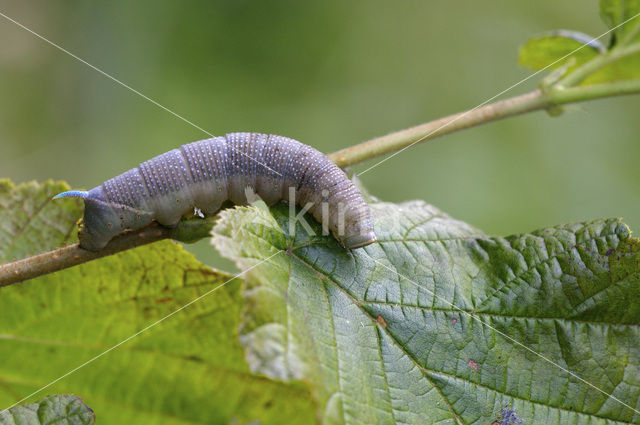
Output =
[
  {"x1": 0, "y1": 180, "x2": 82, "y2": 263},
  {"x1": 0, "y1": 181, "x2": 317, "y2": 424},
  {"x1": 519, "y1": 33, "x2": 640, "y2": 84}
]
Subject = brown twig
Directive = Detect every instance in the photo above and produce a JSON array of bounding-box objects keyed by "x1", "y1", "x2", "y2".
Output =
[
  {"x1": 329, "y1": 90, "x2": 547, "y2": 168},
  {"x1": 0, "y1": 223, "x2": 173, "y2": 287}
]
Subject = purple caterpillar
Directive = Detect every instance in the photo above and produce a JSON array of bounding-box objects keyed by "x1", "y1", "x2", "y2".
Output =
[{"x1": 55, "y1": 132, "x2": 377, "y2": 251}]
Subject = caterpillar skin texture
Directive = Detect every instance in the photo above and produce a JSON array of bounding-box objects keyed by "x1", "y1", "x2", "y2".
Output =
[{"x1": 55, "y1": 132, "x2": 377, "y2": 251}]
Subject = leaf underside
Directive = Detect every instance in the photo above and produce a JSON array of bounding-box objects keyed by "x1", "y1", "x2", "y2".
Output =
[
  {"x1": 212, "y1": 202, "x2": 640, "y2": 425},
  {"x1": 0, "y1": 394, "x2": 95, "y2": 425}
]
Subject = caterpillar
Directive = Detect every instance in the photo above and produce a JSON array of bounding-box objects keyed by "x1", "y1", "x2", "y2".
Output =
[{"x1": 55, "y1": 132, "x2": 377, "y2": 251}]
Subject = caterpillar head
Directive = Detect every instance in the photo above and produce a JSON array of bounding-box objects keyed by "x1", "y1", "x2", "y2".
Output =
[{"x1": 339, "y1": 208, "x2": 377, "y2": 249}]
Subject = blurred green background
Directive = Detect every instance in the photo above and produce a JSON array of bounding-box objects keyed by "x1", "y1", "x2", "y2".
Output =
[{"x1": 1, "y1": 1, "x2": 638, "y2": 269}]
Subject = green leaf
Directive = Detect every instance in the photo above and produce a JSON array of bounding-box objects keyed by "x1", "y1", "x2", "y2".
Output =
[
  {"x1": 519, "y1": 33, "x2": 640, "y2": 84},
  {"x1": 519, "y1": 33, "x2": 599, "y2": 76},
  {"x1": 0, "y1": 180, "x2": 82, "y2": 263},
  {"x1": 212, "y1": 202, "x2": 640, "y2": 425},
  {"x1": 600, "y1": 0, "x2": 640, "y2": 45},
  {"x1": 0, "y1": 180, "x2": 317, "y2": 424},
  {"x1": 0, "y1": 394, "x2": 94, "y2": 425}
]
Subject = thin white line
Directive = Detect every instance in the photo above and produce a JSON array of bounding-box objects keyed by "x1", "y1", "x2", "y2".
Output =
[
  {"x1": 0, "y1": 10, "x2": 283, "y2": 177},
  {"x1": 364, "y1": 252, "x2": 640, "y2": 417},
  {"x1": 0, "y1": 250, "x2": 282, "y2": 413},
  {"x1": 357, "y1": 12, "x2": 640, "y2": 176}
]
